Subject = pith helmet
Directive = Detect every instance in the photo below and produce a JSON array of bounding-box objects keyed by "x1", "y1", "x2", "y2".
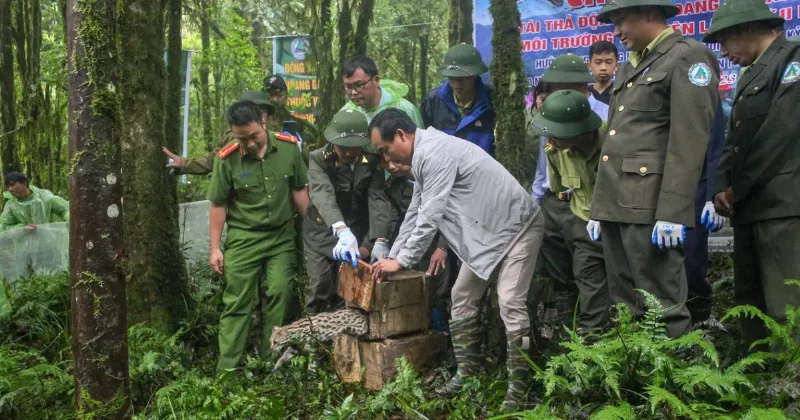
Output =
[
  {"x1": 532, "y1": 90, "x2": 603, "y2": 138},
  {"x1": 324, "y1": 109, "x2": 371, "y2": 147},
  {"x1": 540, "y1": 54, "x2": 596, "y2": 84},
  {"x1": 703, "y1": 0, "x2": 785, "y2": 42},
  {"x1": 238, "y1": 90, "x2": 276, "y2": 115},
  {"x1": 597, "y1": 0, "x2": 680, "y2": 24},
  {"x1": 438, "y1": 43, "x2": 490, "y2": 77}
]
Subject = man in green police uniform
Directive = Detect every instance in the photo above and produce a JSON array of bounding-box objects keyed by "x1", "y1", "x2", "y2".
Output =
[
  {"x1": 705, "y1": 0, "x2": 800, "y2": 348},
  {"x1": 590, "y1": 0, "x2": 720, "y2": 337},
  {"x1": 162, "y1": 90, "x2": 308, "y2": 271},
  {"x1": 161, "y1": 90, "x2": 277, "y2": 175},
  {"x1": 531, "y1": 90, "x2": 610, "y2": 337},
  {"x1": 303, "y1": 109, "x2": 393, "y2": 314},
  {"x1": 382, "y1": 160, "x2": 452, "y2": 331},
  {"x1": 207, "y1": 100, "x2": 309, "y2": 371}
]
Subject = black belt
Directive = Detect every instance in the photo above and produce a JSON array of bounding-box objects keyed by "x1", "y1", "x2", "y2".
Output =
[{"x1": 545, "y1": 190, "x2": 571, "y2": 201}]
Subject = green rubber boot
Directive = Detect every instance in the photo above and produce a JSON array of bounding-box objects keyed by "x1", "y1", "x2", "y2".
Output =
[
  {"x1": 435, "y1": 316, "x2": 481, "y2": 395},
  {"x1": 503, "y1": 328, "x2": 532, "y2": 412}
]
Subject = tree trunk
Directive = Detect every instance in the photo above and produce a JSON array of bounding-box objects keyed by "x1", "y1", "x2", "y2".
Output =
[
  {"x1": 489, "y1": 0, "x2": 528, "y2": 185},
  {"x1": 199, "y1": 0, "x2": 212, "y2": 151},
  {"x1": 66, "y1": 0, "x2": 130, "y2": 417},
  {"x1": 352, "y1": 0, "x2": 374, "y2": 57},
  {"x1": 338, "y1": 0, "x2": 353, "y2": 70},
  {"x1": 457, "y1": 0, "x2": 473, "y2": 45},
  {"x1": 310, "y1": 0, "x2": 342, "y2": 130},
  {"x1": 120, "y1": 0, "x2": 188, "y2": 332},
  {"x1": 448, "y1": 0, "x2": 473, "y2": 46},
  {"x1": 0, "y1": 0, "x2": 20, "y2": 175},
  {"x1": 419, "y1": 32, "x2": 429, "y2": 97}
]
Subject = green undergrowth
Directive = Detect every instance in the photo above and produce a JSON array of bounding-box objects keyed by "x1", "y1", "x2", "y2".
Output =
[{"x1": 1, "y1": 257, "x2": 798, "y2": 419}]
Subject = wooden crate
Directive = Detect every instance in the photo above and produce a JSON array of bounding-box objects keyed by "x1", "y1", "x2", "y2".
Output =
[
  {"x1": 338, "y1": 261, "x2": 431, "y2": 339},
  {"x1": 334, "y1": 331, "x2": 447, "y2": 390}
]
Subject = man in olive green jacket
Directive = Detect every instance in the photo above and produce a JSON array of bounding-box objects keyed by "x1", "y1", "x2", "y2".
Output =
[
  {"x1": 589, "y1": 0, "x2": 720, "y2": 338},
  {"x1": 303, "y1": 109, "x2": 393, "y2": 314},
  {"x1": 705, "y1": 0, "x2": 800, "y2": 348}
]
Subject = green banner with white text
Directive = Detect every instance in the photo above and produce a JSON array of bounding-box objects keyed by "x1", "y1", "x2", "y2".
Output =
[{"x1": 273, "y1": 35, "x2": 318, "y2": 124}]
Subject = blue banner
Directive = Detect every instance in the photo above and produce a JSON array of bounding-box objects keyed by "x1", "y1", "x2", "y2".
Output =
[{"x1": 474, "y1": 0, "x2": 800, "y2": 115}]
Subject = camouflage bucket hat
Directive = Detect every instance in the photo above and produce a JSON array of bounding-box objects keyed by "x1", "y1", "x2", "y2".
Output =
[
  {"x1": 597, "y1": 0, "x2": 680, "y2": 24},
  {"x1": 703, "y1": 0, "x2": 784, "y2": 43},
  {"x1": 540, "y1": 54, "x2": 596, "y2": 84},
  {"x1": 532, "y1": 90, "x2": 603, "y2": 138},
  {"x1": 238, "y1": 90, "x2": 276, "y2": 115},
  {"x1": 324, "y1": 109, "x2": 371, "y2": 147},
  {"x1": 438, "y1": 43, "x2": 490, "y2": 77}
]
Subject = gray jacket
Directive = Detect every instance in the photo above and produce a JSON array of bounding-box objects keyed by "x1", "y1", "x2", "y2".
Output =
[{"x1": 389, "y1": 128, "x2": 540, "y2": 280}]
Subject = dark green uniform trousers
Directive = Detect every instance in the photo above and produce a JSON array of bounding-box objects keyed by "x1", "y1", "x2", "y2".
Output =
[
  {"x1": 218, "y1": 225, "x2": 298, "y2": 371},
  {"x1": 540, "y1": 193, "x2": 609, "y2": 334},
  {"x1": 539, "y1": 195, "x2": 578, "y2": 337},
  {"x1": 599, "y1": 222, "x2": 691, "y2": 338},
  {"x1": 733, "y1": 217, "x2": 800, "y2": 349}
]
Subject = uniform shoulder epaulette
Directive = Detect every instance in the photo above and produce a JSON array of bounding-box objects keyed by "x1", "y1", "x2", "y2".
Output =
[
  {"x1": 322, "y1": 147, "x2": 336, "y2": 161},
  {"x1": 217, "y1": 142, "x2": 240, "y2": 159},
  {"x1": 275, "y1": 132, "x2": 298, "y2": 144}
]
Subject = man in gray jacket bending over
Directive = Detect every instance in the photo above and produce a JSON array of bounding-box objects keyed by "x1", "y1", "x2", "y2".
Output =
[{"x1": 369, "y1": 108, "x2": 545, "y2": 412}]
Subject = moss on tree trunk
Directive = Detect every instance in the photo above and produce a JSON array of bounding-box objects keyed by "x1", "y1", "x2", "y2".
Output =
[
  {"x1": 0, "y1": 0, "x2": 20, "y2": 175},
  {"x1": 66, "y1": 0, "x2": 131, "y2": 417},
  {"x1": 490, "y1": 0, "x2": 530, "y2": 186},
  {"x1": 119, "y1": 0, "x2": 189, "y2": 333}
]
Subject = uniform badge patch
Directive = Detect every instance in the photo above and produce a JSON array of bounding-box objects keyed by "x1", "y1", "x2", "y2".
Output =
[
  {"x1": 782, "y1": 61, "x2": 800, "y2": 84},
  {"x1": 688, "y1": 63, "x2": 712, "y2": 87}
]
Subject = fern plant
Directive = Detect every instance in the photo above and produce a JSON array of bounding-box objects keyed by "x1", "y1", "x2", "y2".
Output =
[{"x1": 537, "y1": 290, "x2": 772, "y2": 419}]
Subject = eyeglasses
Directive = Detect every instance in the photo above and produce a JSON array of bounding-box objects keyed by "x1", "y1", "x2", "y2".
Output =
[{"x1": 344, "y1": 77, "x2": 374, "y2": 92}]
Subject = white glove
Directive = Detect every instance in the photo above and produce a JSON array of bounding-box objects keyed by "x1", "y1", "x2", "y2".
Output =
[
  {"x1": 283, "y1": 131, "x2": 303, "y2": 152},
  {"x1": 651, "y1": 221, "x2": 686, "y2": 249},
  {"x1": 333, "y1": 228, "x2": 360, "y2": 267},
  {"x1": 586, "y1": 220, "x2": 601, "y2": 241},
  {"x1": 370, "y1": 240, "x2": 390, "y2": 263},
  {"x1": 700, "y1": 201, "x2": 725, "y2": 233}
]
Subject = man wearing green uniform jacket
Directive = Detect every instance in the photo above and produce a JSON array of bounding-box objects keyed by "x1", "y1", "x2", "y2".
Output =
[
  {"x1": 531, "y1": 90, "x2": 610, "y2": 338},
  {"x1": 705, "y1": 0, "x2": 800, "y2": 349},
  {"x1": 161, "y1": 90, "x2": 277, "y2": 176},
  {"x1": 303, "y1": 109, "x2": 394, "y2": 314},
  {"x1": 382, "y1": 160, "x2": 452, "y2": 331},
  {"x1": 162, "y1": 90, "x2": 308, "y2": 271},
  {"x1": 264, "y1": 74, "x2": 319, "y2": 155},
  {"x1": 207, "y1": 100, "x2": 310, "y2": 371},
  {"x1": 590, "y1": 0, "x2": 720, "y2": 338}
]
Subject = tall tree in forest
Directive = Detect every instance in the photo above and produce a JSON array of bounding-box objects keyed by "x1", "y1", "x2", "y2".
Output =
[
  {"x1": 449, "y1": 0, "x2": 473, "y2": 46},
  {"x1": 66, "y1": 0, "x2": 130, "y2": 417},
  {"x1": 0, "y1": 0, "x2": 21, "y2": 175},
  {"x1": 353, "y1": 0, "x2": 374, "y2": 56},
  {"x1": 119, "y1": 0, "x2": 189, "y2": 332},
  {"x1": 310, "y1": 0, "x2": 341, "y2": 130},
  {"x1": 489, "y1": 0, "x2": 529, "y2": 185},
  {"x1": 198, "y1": 0, "x2": 213, "y2": 151}
]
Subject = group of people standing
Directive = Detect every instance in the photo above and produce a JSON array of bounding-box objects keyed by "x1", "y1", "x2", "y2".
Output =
[{"x1": 159, "y1": 0, "x2": 799, "y2": 411}]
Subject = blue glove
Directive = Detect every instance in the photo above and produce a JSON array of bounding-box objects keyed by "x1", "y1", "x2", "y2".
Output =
[
  {"x1": 282, "y1": 131, "x2": 303, "y2": 151},
  {"x1": 700, "y1": 201, "x2": 725, "y2": 233},
  {"x1": 370, "y1": 240, "x2": 389, "y2": 263},
  {"x1": 332, "y1": 228, "x2": 360, "y2": 267},
  {"x1": 651, "y1": 221, "x2": 686, "y2": 249},
  {"x1": 586, "y1": 220, "x2": 602, "y2": 241}
]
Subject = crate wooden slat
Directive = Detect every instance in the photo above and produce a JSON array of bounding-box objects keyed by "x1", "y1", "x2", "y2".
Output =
[
  {"x1": 338, "y1": 261, "x2": 430, "y2": 339},
  {"x1": 334, "y1": 331, "x2": 447, "y2": 390}
]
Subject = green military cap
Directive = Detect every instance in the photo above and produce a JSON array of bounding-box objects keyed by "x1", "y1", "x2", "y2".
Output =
[
  {"x1": 540, "y1": 54, "x2": 596, "y2": 84},
  {"x1": 438, "y1": 43, "x2": 490, "y2": 77},
  {"x1": 703, "y1": 0, "x2": 784, "y2": 42},
  {"x1": 532, "y1": 90, "x2": 603, "y2": 138},
  {"x1": 324, "y1": 109, "x2": 371, "y2": 147},
  {"x1": 597, "y1": 0, "x2": 680, "y2": 24},
  {"x1": 238, "y1": 90, "x2": 277, "y2": 115}
]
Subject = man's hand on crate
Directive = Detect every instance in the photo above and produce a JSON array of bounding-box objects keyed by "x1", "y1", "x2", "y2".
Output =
[{"x1": 371, "y1": 258, "x2": 402, "y2": 282}]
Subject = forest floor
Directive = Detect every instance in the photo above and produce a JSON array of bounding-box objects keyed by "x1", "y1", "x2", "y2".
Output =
[{"x1": 1, "y1": 253, "x2": 799, "y2": 419}]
